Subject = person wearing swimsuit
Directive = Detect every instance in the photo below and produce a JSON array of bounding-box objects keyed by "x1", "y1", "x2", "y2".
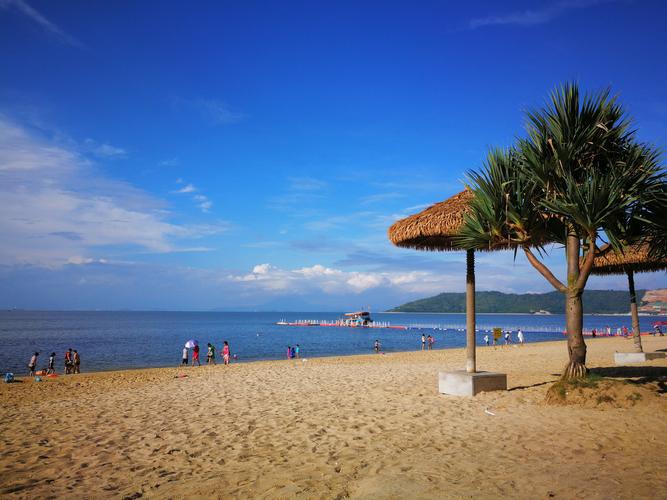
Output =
[{"x1": 222, "y1": 341, "x2": 230, "y2": 365}]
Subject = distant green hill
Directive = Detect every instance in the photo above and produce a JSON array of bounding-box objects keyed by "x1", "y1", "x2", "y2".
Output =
[{"x1": 389, "y1": 290, "x2": 644, "y2": 314}]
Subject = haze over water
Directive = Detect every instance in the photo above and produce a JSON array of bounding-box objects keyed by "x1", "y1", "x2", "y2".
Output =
[{"x1": 2, "y1": 311, "x2": 665, "y2": 374}]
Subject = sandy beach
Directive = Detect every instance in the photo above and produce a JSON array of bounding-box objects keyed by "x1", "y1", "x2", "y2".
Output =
[{"x1": 2, "y1": 336, "x2": 667, "y2": 499}]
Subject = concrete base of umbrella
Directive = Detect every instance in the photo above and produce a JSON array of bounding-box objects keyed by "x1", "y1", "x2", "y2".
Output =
[
  {"x1": 438, "y1": 370, "x2": 507, "y2": 396},
  {"x1": 614, "y1": 351, "x2": 667, "y2": 364}
]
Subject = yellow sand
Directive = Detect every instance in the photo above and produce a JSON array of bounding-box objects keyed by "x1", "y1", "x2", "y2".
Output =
[{"x1": 1, "y1": 336, "x2": 667, "y2": 499}]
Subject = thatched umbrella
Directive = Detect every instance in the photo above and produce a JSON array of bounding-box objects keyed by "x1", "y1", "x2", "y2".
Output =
[
  {"x1": 388, "y1": 189, "x2": 482, "y2": 372},
  {"x1": 592, "y1": 243, "x2": 667, "y2": 352}
]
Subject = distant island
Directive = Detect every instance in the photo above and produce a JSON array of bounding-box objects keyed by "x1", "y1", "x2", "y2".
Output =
[{"x1": 388, "y1": 289, "x2": 666, "y2": 314}]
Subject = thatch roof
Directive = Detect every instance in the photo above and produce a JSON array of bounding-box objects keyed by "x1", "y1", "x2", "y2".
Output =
[
  {"x1": 591, "y1": 244, "x2": 667, "y2": 276},
  {"x1": 387, "y1": 190, "x2": 474, "y2": 251}
]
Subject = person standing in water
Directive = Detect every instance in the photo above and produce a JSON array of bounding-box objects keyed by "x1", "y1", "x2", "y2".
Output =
[
  {"x1": 73, "y1": 350, "x2": 81, "y2": 373},
  {"x1": 28, "y1": 352, "x2": 39, "y2": 376},
  {"x1": 192, "y1": 344, "x2": 201, "y2": 366},
  {"x1": 47, "y1": 352, "x2": 56, "y2": 374},
  {"x1": 222, "y1": 341, "x2": 230, "y2": 365},
  {"x1": 286, "y1": 346, "x2": 292, "y2": 359},
  {"x1": 421, "y1": 334, "x2": 426, "y2": 351},
  {"x1": 484, "y1": 334, "x2": 490, "y2": 346},
  {"x1": 64, "y1": 348, "x2": 73, "y2": 374},
  {"x1": 206, "y1": 343, "x2": 216, "y2": 365},
  {"x1": 374, "y1": 339, "x2": 380, "y2": 353},
  {"x1": 295, "y1": 344, "x2": 300, "y2": 358}
]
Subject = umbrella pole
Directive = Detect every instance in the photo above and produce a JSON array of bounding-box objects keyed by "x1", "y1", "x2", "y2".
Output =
[
  {"x1": 626, "y1": 269, "x2": 644, "y2": 353},
  {"x1": 466, "y1": 249, "x2": 476, "y2": 373}
]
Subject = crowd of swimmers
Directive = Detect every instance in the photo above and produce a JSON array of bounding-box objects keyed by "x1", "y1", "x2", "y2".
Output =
[
  {"x1": 27, "y1": 348, "x2": 81, "y2": 376},
  {"x1": 182, "y1": 341, "x2": 234, "y2": 366}
]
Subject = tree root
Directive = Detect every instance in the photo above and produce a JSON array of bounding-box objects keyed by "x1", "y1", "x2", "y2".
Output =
[{"x1": 561, "y1": 361, "x2": 587, "y2": 380}]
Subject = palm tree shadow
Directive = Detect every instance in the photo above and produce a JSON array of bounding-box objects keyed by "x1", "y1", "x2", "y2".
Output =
[{"x1": 589, "y1": 366, "x2": 667, "y2": 394}]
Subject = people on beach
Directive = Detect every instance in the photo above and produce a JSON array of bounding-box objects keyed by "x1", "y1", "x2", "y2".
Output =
[
  {"x1": 287, "y1": 345, "x2": 292, "y2": 359},
  {"x1": 374, "y1": 339, "x2": 381, "y2": 353},
  {"x1": 47, "y1": 352, "x2": 56, "y2": 374},
  {"x1": 206, "y1": 343, "x2": 216, "y2": 364},
  {"x1": 192, "y1": 344, "x2": 201, "y2": 366},
  {"x1": 622, "y1": 326, "x2": 629, "y2": 337},
  {"x1": 427, "y1": 335, "x2": 434, "y2": 350},
  {"x1": 484, "y1": 334, "x2": 490, "y2": 346},
  {"x1": 504, "y1": 331, "x2": 512, "y2": 345},
  {"x1": 64, "y1": 348, "x2": 73, "y2": 374},
  {"x1": 73, "y1": 350, "x2": 81, "y2": 374},
  {"x1": 606, "y1": 326, "x2": 612, "y2": 336},
  {"x1": 290, "y1": 346, "x2": 296, "y2": 359},
  {"x1": 655, "y1": 325, "x2": 663, "y2": 336},
  {"x1": 28, "y1": 352, "x2": 39, "y2": 376},
  {"x1": 181, "y1": 346, "x2": 189, "y2": 366},
  {"x1": 421, "y1": 334, "x2": 426, "y2": 351},
  {"x1": 295, "y1": 344, "x2": 300, "y2": 358},
  {"x1": 591, "y1": 328, "x2": 597, "y2": 338},
  {"x1": 222, "y1": 341, "x2": 230, "y2": 365},
  {"x1": 517, "y1": 329, "x2": 524, "y2": 345}
]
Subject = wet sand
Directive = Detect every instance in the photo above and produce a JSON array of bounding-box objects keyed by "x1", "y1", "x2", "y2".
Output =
[{"x1": 1, "y1": 335, "x2": 667, "y2": 499}]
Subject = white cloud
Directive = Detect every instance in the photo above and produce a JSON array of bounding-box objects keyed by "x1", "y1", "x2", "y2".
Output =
[
  {"x1": 83, "y1": 139, "x2": 127, "y2": 158},
  {"x1": 469, "y1": 0, "x2": 614, "y2": 29},
  {"x1": 0, "y1": 117, "x2": 225, "y2": 266},
  {"x1": 0, "y1": 0, "x2": 84, "y2": 47},
  {"x1": 159, "y1": 158, "x2": 180, "y2": 167},
  {"x1": 175, "y1": 183, "x2": 197, "y2": 194}
]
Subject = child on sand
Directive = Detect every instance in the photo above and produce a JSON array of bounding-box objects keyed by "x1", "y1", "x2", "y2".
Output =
[
  {"x1": 192, "y1": 344, "x2": 200, "y2": 366},
  {"x1": 222, "y1": 341, "x2": 230, "y2": 365},
  {"x1": 374, "y1": 339, "x2": 380, "y2": 353},
  {"x1": 28, "y1": 352, "x2": 39, "y2": 376},
  {"x1": 181, "y1": 347, "x2": 189, "y2": 366}
]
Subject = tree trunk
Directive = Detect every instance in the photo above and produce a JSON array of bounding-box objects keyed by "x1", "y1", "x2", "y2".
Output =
[
  {"x1": 627, "y1": 270, "x2": 643, "y2": 353},
  {"x1": 465, "y1": 249, "x2": 476, "y2": 373},
  {"x1": 562, "y1": 231, "x2": 587, "y2": 379}
]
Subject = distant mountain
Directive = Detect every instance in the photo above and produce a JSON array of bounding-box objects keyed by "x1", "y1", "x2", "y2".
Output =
[{"x1": 388, "y1": 289, "x2": 648, "y2": 314}]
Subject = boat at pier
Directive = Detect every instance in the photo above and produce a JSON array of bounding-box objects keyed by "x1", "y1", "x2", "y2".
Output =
[{"x1": 275, "y1": 310, "x2": 408, "y2": 330}]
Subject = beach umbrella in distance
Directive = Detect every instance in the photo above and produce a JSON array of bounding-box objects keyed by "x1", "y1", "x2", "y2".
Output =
[
  {"x1": 591, "y1": 243, "x2": 667, "y2": 353},
  {"x1": 389, "y1": 189, "x2": 485, "y2": 373},
  {"x1": 184, "y1": 339, "x2": 199, "y2": 349}
]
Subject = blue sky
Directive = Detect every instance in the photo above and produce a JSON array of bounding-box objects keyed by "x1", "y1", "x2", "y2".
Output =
[{"x1": 0, "y1": 0, "x2": 665, "y2": 310}]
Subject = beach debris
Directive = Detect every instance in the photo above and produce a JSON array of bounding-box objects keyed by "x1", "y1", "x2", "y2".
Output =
[{"x1": 484, "y1": 409, "x2": 496, "y2": 416}]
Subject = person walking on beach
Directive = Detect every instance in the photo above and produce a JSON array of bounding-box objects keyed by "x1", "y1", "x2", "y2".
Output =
[
  {"x1": 484, "y1": 334, "x2": 490, "y2": 346},
  {"x1": 192, "y1": 344, "x2": 200, "y2": 366},
  {"x1": 421, "y1": 334, "x2": 426, "y2": 351},
  {"x1": 222, "y1": 341, "x2": 231, "y2": 365},
  {"x1": 295, "y1": 344, "x2": 300, "y2": 358},
  {"x1": 504, "y1": 331, "x2": 511, "y2": 346},
  {"x1": 206, "y1": 343, "x2": 216, "y2": 364},
  {"x1": 47, "y1": 352, "x2": 56, "y2": 374},
  {"x1": 517, "y1": 329, "x2": 524, "y2": 346},
  {"x1": 374, "y1": 339, "x2": 381, "y2": 353},
  {"x1": 73, "y1": 350, "x2": 81, "y2": 374},
  {"x1": 181, "y1": 346, "x2": 189, "y2": 366},
  {"x1": 286, "y1": 345, "x2": 292, "y2": 359},
  {"x1": 290, "y1": 346, "x2": 296, "y2": 359},
  {"x1": 64, "y1": 348, "x2": 73, "y2": 374},
  {"x1": 28, "y1": 352, "x2": 39, "y2": 376}
]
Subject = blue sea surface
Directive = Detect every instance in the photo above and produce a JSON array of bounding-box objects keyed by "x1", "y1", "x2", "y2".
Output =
[{"x1": 1, "y1": 311, "x2": 664, "y2": 374}]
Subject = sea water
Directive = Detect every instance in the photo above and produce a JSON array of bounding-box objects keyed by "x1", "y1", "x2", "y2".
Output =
[{"x1": 1, "y1": 311, "x2": 664, "y2": 374}]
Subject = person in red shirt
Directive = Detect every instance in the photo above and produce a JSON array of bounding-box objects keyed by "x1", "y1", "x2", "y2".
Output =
[
  {"x1": 192, "y1": 344, "x2": 200, "y2": 366},
  {"x1": 222, "y1": 341, "x2": 230, "y2": 365}
]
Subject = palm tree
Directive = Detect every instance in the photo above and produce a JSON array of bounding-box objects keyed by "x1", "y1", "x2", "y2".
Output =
[{"x1": 457, "y1": 83, "x2": 665, "y2": 379}]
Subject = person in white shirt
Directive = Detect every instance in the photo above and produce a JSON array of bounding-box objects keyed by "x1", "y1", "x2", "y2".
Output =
[
  {"x1": 517, "y1": 329, "x2": 524, "y2": 345},
  {"x1": 483, "y1": 334, "x2": 490, "y2": 346}
]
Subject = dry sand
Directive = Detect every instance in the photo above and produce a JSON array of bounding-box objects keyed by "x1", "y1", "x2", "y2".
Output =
[{"x1": 1, "y1": 336, "x2": 667, "y2": 499}]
